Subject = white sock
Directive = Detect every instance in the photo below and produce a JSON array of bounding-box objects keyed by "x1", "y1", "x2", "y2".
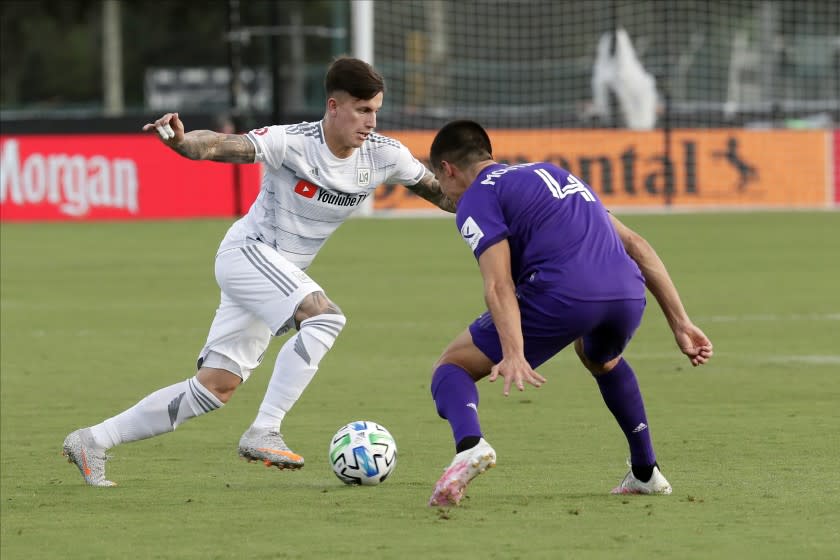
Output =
[
  {"x1": 89, "y1": 376, "x2": 223, "y2": 450},
  {"x1": 251, "y1": 313, "x2": 346, "y2": 430}
]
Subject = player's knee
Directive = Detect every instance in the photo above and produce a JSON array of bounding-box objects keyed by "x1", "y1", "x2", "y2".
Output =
[
  {"x1": 298, "y1": 312, "x2": 347, "y2": 353},
  {"x1": 433, "y1": 353, "x2": 450, "y2": 371},
  {"x1": 589, "y1": 357, "x2": 621, "y2": 376},
  {"x1": 575, "y1": 339, "x2": 607, "y2": 376},
  {"x1": 196, "y1": 367, "x2": 241, "y2": 403},
  {"x1": 433, "y1": 352, "x2": 465, "y2": 375},
  {"x1": 294, "y1": 292, "x2": 346, "y2": 341},
  {"x1": 432, "y1": 355, "x2": 489, "y2": 383},
  {"x1": 295, "y1": 291, "x2": 344, "y2": 324}
]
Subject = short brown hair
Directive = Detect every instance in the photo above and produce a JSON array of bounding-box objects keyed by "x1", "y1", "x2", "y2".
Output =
[{"x1": 324, "y1": 56, "x2": 385, "y2": 100}]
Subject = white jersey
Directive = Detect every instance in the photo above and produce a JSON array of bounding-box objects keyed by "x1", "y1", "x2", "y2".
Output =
[{"x1": 217, "y1": 120, "x2": 426, "y2": 269}]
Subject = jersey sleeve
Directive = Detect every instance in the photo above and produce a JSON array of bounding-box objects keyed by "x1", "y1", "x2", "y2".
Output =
[
  {"x1": 455, "y1": 186, "x2": 509, "y2": 259},
  {"x1": 246, "y1": 125, "x2": 287, "y2": 170},
  {"x1": 384, "y1": 142, "x2": 427, "y2": 186}
]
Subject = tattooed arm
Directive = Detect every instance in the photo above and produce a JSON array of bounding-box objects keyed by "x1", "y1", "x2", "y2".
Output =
[
  {"x1": 171, "y1": 131, "x2": 255, "y2": 163},
  {"x1": 142, "y1": 112, "x2": 255, "y2": 163},
  {"x1": 405, "y1": 169, "x2": 457, "y2": 213}
]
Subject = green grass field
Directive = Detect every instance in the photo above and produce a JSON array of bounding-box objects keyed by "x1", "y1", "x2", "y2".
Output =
[{"x1": 1, "y1": 212, "x2": 839, "y2": 560}]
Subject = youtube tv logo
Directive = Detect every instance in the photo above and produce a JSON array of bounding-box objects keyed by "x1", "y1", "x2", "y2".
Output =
[{"x1": 294, "y1": 180, "x2": 317, "y2": 198}]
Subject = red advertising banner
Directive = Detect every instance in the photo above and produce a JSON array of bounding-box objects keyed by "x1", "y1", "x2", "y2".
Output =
[
  {"x1": 834, "y1": 130, "x2": 840, "y2": 204},
  {"x1": 3, "y1": 130, "x2": 834, "y2": 221},
  {"x1": 1, "y1": 134, "x2": 261, "y2": 221}
]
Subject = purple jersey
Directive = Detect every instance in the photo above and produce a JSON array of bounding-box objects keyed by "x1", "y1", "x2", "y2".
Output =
[{"x1": 455, "y1": 162, "x2": 644, "y2": 301}]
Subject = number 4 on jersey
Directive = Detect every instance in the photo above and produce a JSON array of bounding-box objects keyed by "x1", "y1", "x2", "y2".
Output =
[{"x1": 534, "y1": 169, "x2": 595, "y2": 202}]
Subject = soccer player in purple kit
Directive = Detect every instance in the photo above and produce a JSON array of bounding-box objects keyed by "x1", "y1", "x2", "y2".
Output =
[{"x1": 426, "y1": 120, "x2": 713, "y2": 507}]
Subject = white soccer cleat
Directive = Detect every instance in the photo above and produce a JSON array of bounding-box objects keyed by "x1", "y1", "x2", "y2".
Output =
[
  {"x1": 238, "y1": 426, "x2": 304, "y2": 469},
  {"x1": 429, "y1": 438, "x2": 496, "y2": 507},
  {"x1": 611, "y1": 464, "x2": 672, "y2": 495},
  {"x1": 62, "y1": 428, "x2": 116, "y2": 487}
]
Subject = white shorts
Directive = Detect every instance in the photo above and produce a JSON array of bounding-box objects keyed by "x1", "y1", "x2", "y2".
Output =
[{"x1": 197, "y1": 243, "x2": 322, "y2": 381}]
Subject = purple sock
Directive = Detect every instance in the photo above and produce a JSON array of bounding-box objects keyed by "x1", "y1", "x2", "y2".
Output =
[
  {"x1": 594, "y1": 358, "x2": 656, "y2": 467},
  {"x1": 431, "y1": 363, "x2": 482, "y2": 450}
]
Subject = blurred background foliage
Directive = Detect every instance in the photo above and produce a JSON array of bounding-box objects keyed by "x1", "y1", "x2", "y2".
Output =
[
  {"x1": 1, "y1": 0, "x2": 837, "y2": 129},
  {"x1": 0, "y1": 0, "x2": 343, "y2": 112}
]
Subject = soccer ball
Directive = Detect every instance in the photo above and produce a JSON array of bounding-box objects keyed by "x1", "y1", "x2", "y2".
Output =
[{"x1": 328, "y1": 421, "x2": 397, "y2": 486}]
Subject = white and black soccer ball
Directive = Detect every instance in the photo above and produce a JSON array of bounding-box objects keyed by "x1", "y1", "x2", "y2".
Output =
[{"x1": 328, "y1": 421, "x2": 397, "y2": 486}]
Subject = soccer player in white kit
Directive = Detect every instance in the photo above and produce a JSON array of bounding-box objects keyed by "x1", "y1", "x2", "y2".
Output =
[{"x1": 62, "y1": 57, "x2": 454, "y2": 486}]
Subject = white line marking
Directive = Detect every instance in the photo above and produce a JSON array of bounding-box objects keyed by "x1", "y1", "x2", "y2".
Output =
[
  {"x1": 625, "y1": 352, "x2": 840, "y2": 365},
  {"x1": 697, "y1": 313, "x2": 840, "y2": 322},
  {"x1": 763, "y1": 355, "x2": 840, "y2": 365}
]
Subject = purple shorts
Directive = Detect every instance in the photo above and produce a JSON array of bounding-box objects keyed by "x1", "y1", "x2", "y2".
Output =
[{"x1": 469, "y1": 283, "x2": 646, "y2": 368}]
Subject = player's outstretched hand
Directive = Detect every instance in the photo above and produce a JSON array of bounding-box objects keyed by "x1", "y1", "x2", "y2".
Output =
[
  {"x1": 142, "y1": 112, "x2": 185, "y2": 145},
  {"x1": 673, "y1": 321, "x2": 713, "y2": 367},
  {"x1": 488, "y1": 354, "x2": 546, "y2": 396}
]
